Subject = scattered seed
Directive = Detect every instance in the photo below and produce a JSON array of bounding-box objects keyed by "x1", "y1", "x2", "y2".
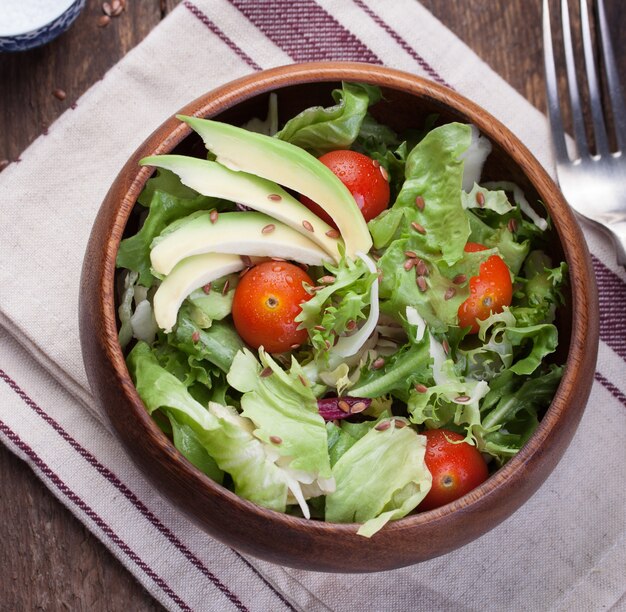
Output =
[
  {"x1": 260, "y1": 367, "x2": 273, "y2": 378},
  {"x1": 302, "y1": 220, "x2": 314, "y2": 232},
  {"x1": 261, "y1": 223, "x2": 275, "y2": 235},
  {"x1": 411, "y1": 221, "x2": 426, "y2": 235},
  {"x1": 110, "y1": 0, "x2": 123, "y2": 16},
  {"x1": 102, "y1": 2, "x2": 112, "y2": 16},
  {"x1": 371, "y1": 251, "x2": 381, "y2": 261},
  {"x1": 299, "y1": 263, "x2": 309, "y2": 271},
  {"x1": 325, "y1": 339, "x2": 332, "y2": 350},
  {"x1": 483, "y1": 296, "x2": 493, "y2": 308},
  {"x1": 238, "y1": 268, "x2": 249, "y2": 278},
  {"x1": 416, "y1": 276, "x2": 428, "y2": 292},
  {"x1": 97, "y1": 14, "x2": 110, "y2": 27},
  {"x1": 298, "y1": 374, "x2": 308, "y2": 387},
  {"x1": 42, "y1": 124, "x2": 49, "y2": 135},
  {"x1": 70, "y1": 102, "x2": 77, "y2": 110},
  {"x1": 403, "y1": 259, "x2": 415, "y2": 271},
  {"x1": 372, "y1": 159, "x2": 380, "y2": 168},
  {"x1": 379, "y1": 165, "x2": 389, "y2": 181},
  {"x1": 222, "y1": 279, "x2": 230, "y2": 295},
  {"x1": 444, "y1": 287, "x2": 456, "y2": 300},
  {"x1": 191, "y1": 331, "x2": 200, "y2": 343},
  {"x1": 209, "y1": 210, "x2": 218, "y2": 224},
  {"x1": 371, "y1": 357, "x2": 385, "y2": 370},
  {"x1": 338, "y1": 400, "x2": 350, "y2": 413},
  {"x1": 290, "y1": 343, "x2": 300, "y2": 349},
  {"x1": 318, "y1": 275, "x2": 335, "y2": 284},
  {"x1": 52, "y1": 88, "x2": 66, "y2": 101},
  {"x1": 453, "y1": 274, "x2": 467, "y2": 285},
  {"x1": 455, "y1": 395, "x2": 471, "y2": 403},
  {"x1": 313, "y1": 325, "x2": 326, "y2": 332},
  {"x1": 375, "y1": 421, "x2": 391, "y2": 431},
  {"x1": 414, "y1": 383, "x2": 428, "y2": 393},
  {"x1": 267, "y1": 193, "x2": 282, "y2": 202},
  {"x1": 325, "y1": 229, "x2": 340, "y2": 239},
  {"x1": 415, "y1": 259, "x2": 429, "y2": 277},
  {"x1": 404, "y1": 250, "x2": 417, "y2": 259},
  {"x1": 0, "y1": 160, "x2": 9, "y2": 172},
  {"x1": 346, "y1": 320, "x2": 357, "y2": 331},
  {"x1": 415, "y1": 196, "x2": 425, "y2": 210},
  {"x1": 508, "y1": 218, "x2": 518, "y2": 233},
  {"x1": 394, "y1": 419, "x2": 407, "y2": 429},
  {"x1": 272, "y1": 257, "x2": 286, "y2": 262},
  {"x1": 332, "y1": 419, "x2": 341, "y2": 427},
  {"x1": 350, "y1": 401, "x2": 367, "y2": 414},
  {"x1": 202, "y1": 282, "x2": 212, "y2": 294},
  {"x1": 269, "y1": 435, "x2": 283, "y2": 445},
  {"x1": 240, "y1": 254, "x2": 252, "y2": 267},
  {"x1": 442, "y1": 339, "x2": 450, "y2": 355},
  {"x1": 476, "y1": 191, "x2": 485, "y2": 207}
]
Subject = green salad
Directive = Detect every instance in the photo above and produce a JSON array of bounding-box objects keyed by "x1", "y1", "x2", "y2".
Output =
[{"x1": 116, "y1": 83, "x2": 567, "y2": 537}]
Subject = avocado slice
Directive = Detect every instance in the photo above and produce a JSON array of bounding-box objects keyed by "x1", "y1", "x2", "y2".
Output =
[
  {"x1": 153, "y1": 253, "x2": 245, "y2": 332},
  {"x1": 151, "y1": 211, "x2": 330, "y2": 275},
  {"x1": 178, "y1": 116, "x2": 373, "y2": 259},
  {"x1": 141, "y1": 155, "x2": 342, "y2": 262}
]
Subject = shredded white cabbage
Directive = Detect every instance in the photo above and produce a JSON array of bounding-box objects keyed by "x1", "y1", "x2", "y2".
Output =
[
  {"x1": 460, "y1": 125, "x2": 492, "y2": 191},
  {"x1": 484, "y1": 180, "x2": 548, "y2": 230}
]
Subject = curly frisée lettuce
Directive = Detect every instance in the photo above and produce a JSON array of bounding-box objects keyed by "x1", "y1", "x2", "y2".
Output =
[{"x1": 117, "y1": 82, "x2": 568, "y2": 537}]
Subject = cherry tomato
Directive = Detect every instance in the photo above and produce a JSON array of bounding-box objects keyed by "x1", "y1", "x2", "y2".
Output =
[
  {"x1": 231, "y1": 261, "x2": 313, "y2": 353},
  {"x1": 300, "y1": 150, "x2": 390, "y2": 227},
  {"x1": 457, "y1": 242, "x2": 513, "y2": 333},
  {"x1": 419, "y1": 429, "x2": 489, "y2": 511}
]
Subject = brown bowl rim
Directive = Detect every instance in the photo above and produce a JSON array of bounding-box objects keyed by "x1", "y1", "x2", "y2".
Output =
[{"x1": 86, "y1": 62, "x2": 598, "y2": 537}]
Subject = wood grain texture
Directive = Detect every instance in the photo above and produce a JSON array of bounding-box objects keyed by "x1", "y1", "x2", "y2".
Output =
[{"x1": 0, "y1": 0, "x2": 622, "y2": 605}]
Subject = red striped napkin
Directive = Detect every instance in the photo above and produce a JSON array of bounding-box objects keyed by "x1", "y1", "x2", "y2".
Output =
[{"x1": 1, "y1": 1, "x2": 624, "y2": 610}]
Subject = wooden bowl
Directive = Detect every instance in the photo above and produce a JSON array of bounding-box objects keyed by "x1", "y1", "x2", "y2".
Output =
[{"x1": 79, "y1": 62, "x2": 598, "y2": 572}]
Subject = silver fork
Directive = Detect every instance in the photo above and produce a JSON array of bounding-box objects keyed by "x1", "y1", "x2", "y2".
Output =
[{"x1": 543, "y1": 0, "x2": 626, "y2": 266}]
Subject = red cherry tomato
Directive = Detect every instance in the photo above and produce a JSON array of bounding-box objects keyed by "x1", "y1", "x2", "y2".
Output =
[
  {"x1": 300, "y1": 150, "x2": 390, "y2": 227},
  {"x1": 419, "y1": 429, "x2": 489, "y2": 511},
  {"x1": 457, "y1": 242, "x2": 513, "y2": 333},
  {"x1": 231, "y1": 261, "x2": 313, "y2": 353}
]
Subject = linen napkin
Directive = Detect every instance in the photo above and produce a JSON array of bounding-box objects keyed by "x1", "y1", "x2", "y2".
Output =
[{"x1": 1, "y1": 1, "x2": 625, "y2": 610}]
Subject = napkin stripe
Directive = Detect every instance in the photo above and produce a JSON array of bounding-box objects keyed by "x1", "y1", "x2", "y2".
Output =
[
  {"x1": 0, "y1": 419, "x2": 192, "y2": 612},
  {"x1": 0, "y1": 368, "x2": 297, "y2": 612},
  {"x1": 227, "y1": 0, "x2": 380, "y2": 63},
  {"x1": 594, "y1": 372, "x2": 626, "y2": 409},
  {"x1": 593, "y1": 257, "x2": 626, "y2": 361},
  {"x1": 350, "y1": 0, "x2": 451, "y2": 88},
  {"x1": 183, "y1": 0, "x2": 262, "y2": 71}
]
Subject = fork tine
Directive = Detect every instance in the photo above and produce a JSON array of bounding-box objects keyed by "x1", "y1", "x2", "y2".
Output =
[
  {"x1": 560, "y1": 0, "x2": 590, "y2": 159},
  {"x1": 579, "y1": 0, "x2": 610, "y2": 155},
  {"x1": 596, "y1": 0, "x2": 626, "y2": 151},
  {"x1": 543, "y1": 0, "x2": 571, "y2": 164}
]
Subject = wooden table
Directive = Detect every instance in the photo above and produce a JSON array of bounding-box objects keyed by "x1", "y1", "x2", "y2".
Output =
[{"x1": 0, "y1": 1, "x2": 623, "y2": 608}]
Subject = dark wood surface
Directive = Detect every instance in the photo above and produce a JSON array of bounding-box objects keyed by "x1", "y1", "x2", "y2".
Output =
[{"x1": 0, "y1": 0, "x2": 623, "y2": 607}]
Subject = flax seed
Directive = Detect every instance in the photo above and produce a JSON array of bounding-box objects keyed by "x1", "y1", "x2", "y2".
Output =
[
  {"x1": 416, "y1": 276, "x2": 428, "y2": 292},
  {"x1": 261, "y1": 224, "x2": 275, "y2": 234},
  {"x1": 52, "y1": 88, "x2": 66, "y2": 101},
  {"x1": 260, "y1": 367, "x2": 273, "y2": 378},
  {"x1": 298, "y1": 374, "x2": 308, "y2": 387},
  {"x1": 210, "y1": 209, "x2": 218, "y2": 224},
  {"x1": 240, "y1": 255, "x2": 252, "y2": 267},
  {"x1": 302, "y1": 220, "x2": 314, "y2": 232},
  {"x1": 269, "y1": 435, "x2": 283, "y2": 445},
  {"x1": 476, "y1": 191, "x2": 485, "y2": 207},
  {"x1": 404, "y1": 250, "x2": 417, "y2": 259},
  {"x1": 191, "y1": 331, "x2": 200, "y2": 343},
  {"x1": 202, "y1": 282, "x2": 212, "y2": 294},
  {"x1": 319, "y1": 275, "x2": 335, "y2": 284},
  {"x1": 371, "y1": 357, "x2": 385, "y2": 370},
  {"x1": 338, "y1": 400, "x2": 350, "y2": 413},
  {"x1": 415, "y1": 259, "x2": 429, "y2": 277},
  {"x1": 415, "y1": 196, "x2": 425, "y2": 210},
  {"x1": 404, "y1": 259, "x2": 415, "y2": 271},
  {"x1": 97, "y1": 14, "x2": 110, "y2": 27},
  {"x1": 442, "y1": 339, "x2": 450, "y2": 355},
  {"x1": 411, "y1": 221, "x2": 426, "y2": 235},
  {"x1": 267, "y1": 193, "x2": 282, "y2": 202},
  {"x1": 379, "y1": 165, "x2": 389, "y2": 181},
  {"x1": 350, "y1": 401, "x2": 367, "y2": 414},
  {"x1": 508, "y1": 218, "x2": 518, "y2": 233},
  {"x1": 444, "y1": 287, "x2": 456, "y2": 300},
  {"x1": 453, "y1": 274, "x2": 467, "y2": 285},
  {"x1": 375, "y1": 421, "x2": 391, "y2": 431},
  {"x1": 325, "y1": 229, "x2": 340, "y2": 238},
  {"x1": 414, "y1": 383, "x2": 428, "y2": 393},
  {"x1": 222, "y1": 279, "x2": 230, "y2": 295}
]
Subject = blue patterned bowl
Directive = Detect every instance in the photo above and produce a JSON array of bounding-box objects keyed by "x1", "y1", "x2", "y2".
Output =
[{"x1": 0, "y1": 0, "x2": 86, "y2": 53}]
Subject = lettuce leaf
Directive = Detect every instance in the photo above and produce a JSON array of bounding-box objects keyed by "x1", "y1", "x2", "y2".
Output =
[
  {"x1": 227, "y1": 348, "x2": 332, "y2": 479},
  {"x1": 325, "y1": 420, "x2": 431, "y2": 537},
  {"x1": 275, "y1": 82, "x2": 379, "y2": 155},
  {"x1": 368, "y1": 122, "x2": 472, "y2": 264}
]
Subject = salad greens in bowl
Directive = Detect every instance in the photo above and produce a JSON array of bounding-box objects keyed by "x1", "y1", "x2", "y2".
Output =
[{"x1": 79, "y1": 63, "x2": 598, "y2": 572}]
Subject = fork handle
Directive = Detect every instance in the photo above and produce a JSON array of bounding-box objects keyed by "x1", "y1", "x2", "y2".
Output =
[{"x1": 610, "y1": 222, "x2": 626, "y2": 268}]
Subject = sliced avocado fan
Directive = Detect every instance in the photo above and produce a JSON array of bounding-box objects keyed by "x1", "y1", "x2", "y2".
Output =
[
  {"x1": 141, "y1": 155, "x2": 343, "y2": 262},
  {"x1": 177, "y1": 116, "x2": 373, "y2": 259},
  {"x1": 151, "y1": 211, "x2": 331, "y2": 276}
]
